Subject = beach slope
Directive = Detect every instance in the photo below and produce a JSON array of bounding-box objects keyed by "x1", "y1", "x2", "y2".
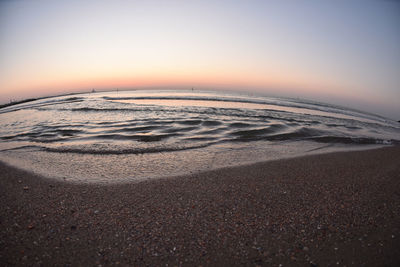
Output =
[{"x1": 1, "y1": 147, "x2": 400, "y2": 266}]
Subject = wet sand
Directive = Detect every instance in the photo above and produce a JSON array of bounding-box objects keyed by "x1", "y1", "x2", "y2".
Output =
[{"x1": 1, "y1": 147, "x2": 400, "y2": 266}]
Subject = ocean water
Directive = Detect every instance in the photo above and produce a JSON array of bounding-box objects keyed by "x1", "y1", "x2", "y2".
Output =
[{"x1": 0, "y1": 89, "x2": 399, "y2": 183}]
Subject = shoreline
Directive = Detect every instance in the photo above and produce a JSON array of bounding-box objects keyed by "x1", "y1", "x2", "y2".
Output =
[
  {"x1": 1, "y1": 146, "x2": 400, "y2": 266},
  {"x1": 0, "y1": 143, "x2": 387, "y2": 185}
]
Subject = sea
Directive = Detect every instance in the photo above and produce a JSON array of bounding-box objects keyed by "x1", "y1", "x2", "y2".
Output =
[{"x1": 1, "y1": 89, "x2": 399, "y2": 183}]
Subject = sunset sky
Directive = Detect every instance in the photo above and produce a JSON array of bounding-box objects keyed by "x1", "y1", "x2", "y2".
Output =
[{"x1": 0, "y1": 0, "x2": 399, "y2": 119}]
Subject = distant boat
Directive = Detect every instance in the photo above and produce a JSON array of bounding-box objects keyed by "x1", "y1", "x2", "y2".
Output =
[{"x1": 92, "y1": 88, "x2": 96, "y2": 93}]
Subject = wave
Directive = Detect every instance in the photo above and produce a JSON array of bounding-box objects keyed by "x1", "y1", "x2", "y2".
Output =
[
  {"x1": 1, "y1": 90, "x2": 399, "y2": 159},
  {"x1": 43, "y1": 143, "x2": 213, "y2": 155},
  {"x1": 1, "y1": 128, "x2": 84, "y2": 141},
  {"x1": 34, "y1": 101, "x2": 397, "y2": 137},
  {"x1": 60, "y1": 107, "x2": 136, "y2": 112},
  {"x1": 228, "y1": 126, "x2": 397, "y2": 145},
  {"x1": 91, "y1": 133, "x2": 179, "y2": 142},
  {"x1": 44, "y1": 105, "x2": 393, "y2": 136},
  {"x1": 0, "y1": 97, "x2": 84, "y2": 114},
  {"x1": 1, "y1": 113, "x2": 397, "y2": 147},
  {"x1": 102, "y1": 95, "x2": 387, "y2": 123}
]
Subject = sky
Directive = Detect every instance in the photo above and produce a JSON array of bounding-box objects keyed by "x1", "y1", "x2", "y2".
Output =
[{"x1": 0, "y1": 0, "x2": 399, "y2": 119}]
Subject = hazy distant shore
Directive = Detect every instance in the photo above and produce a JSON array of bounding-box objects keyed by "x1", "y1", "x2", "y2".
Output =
[{"x1": 1, "y1": 147, "x2": 399, "y2": 266}]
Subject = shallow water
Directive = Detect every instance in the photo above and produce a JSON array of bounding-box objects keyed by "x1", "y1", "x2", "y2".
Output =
[{"x1": 0, "y1": 89, "x2": 399, "y2": 183}]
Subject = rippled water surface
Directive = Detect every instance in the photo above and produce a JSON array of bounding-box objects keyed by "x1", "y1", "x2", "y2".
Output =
[{"x1": 1, "y1": 90, "x2": 399, "y2": 183}]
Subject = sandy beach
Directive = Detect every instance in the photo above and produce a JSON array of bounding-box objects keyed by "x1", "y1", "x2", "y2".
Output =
[{"x1": 1, "y1": 146, "x2": 400, "y2": 266}]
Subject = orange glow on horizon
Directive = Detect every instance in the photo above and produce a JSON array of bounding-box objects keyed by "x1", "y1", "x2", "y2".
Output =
[{"x1": 3, "y1": 67, "x2": 363, "y2": 104}]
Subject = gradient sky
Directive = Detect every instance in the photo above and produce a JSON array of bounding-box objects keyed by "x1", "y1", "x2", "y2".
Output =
[{"x1": 1, "y1": 0, "x2": 399, "y2": 119}]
